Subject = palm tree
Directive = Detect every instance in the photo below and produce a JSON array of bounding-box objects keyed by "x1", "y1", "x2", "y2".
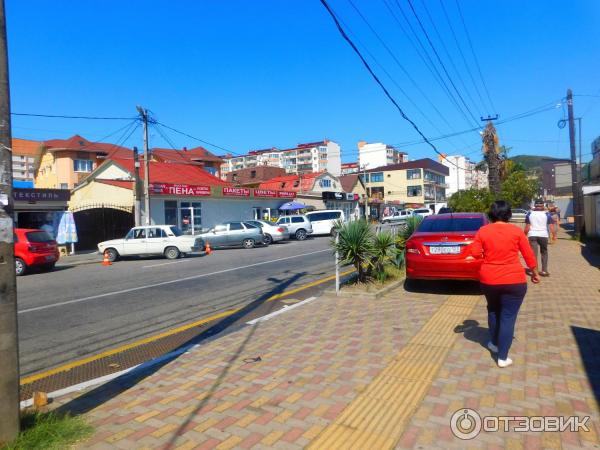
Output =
[{"x1": 482, "y1": 121, "x2": 502, "y2": 195}]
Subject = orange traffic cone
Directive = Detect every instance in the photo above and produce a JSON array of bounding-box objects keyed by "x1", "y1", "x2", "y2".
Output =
[
  {"x1": 205, "y1": 242, "x2": 212, "y2": 255},
  {"x1": 102, "y1": 251, "x2": 112, "y2": 266}
]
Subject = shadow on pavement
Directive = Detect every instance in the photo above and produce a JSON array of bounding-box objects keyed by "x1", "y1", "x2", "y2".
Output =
[
  {"x1": 404, "y1": 279, "x2": 481, "y2": 296},
  {"x1": 571, "y1": 326, "x2": 600, "y2": 410},
  {"x1": 581, "y1": 240, "x2": 600, "y2": 269},
  {"x1": 56, "y1": 271, "x2": 309, "y2": 429}
]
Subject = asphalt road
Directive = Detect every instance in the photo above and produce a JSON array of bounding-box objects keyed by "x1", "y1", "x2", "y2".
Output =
[{"x1": 16, "y1": 236, "x2": 337, "y2": 376}]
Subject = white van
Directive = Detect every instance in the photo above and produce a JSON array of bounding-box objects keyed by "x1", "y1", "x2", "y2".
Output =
[{"x1": 305, "y1": 210, "x2": 345, "y2": 236}]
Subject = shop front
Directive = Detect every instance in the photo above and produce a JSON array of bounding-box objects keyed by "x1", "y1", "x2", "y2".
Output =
[
  {"x1": 321, "y1": 191, "x2": 360, "y2": 221},
  {"x1": 148, "y1": 183, "x2": 296, "y2": 234},
  {"x1": 13, "y1": 188, "x2": 70, "y2": 233}
]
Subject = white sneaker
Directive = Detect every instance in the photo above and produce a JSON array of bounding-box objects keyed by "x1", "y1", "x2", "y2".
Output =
[
  {"x1": 497, "y1": 358, "x2": 513, "y2": 368},
  {"x1": 487, "y1": 342, "x2": 498, "y2": 353}
]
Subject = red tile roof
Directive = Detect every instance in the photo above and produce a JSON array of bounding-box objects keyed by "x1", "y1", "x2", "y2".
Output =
[
  {"x1": 96, "y1": 179, "x2": 134, "y2": 190},
  {"x1": 12, "y1": 138, "x2": 41, "y2": 156},
  {"x1": 339, "y1": 174, "x2": 361, "y2": 192},
  {"x1": 258, "y1": 172, "x2": 322, "y2": 192},
  {"x1": 110, "y1": 158, "x2": 230, "y2": 186},
  {"x1": 151, "y1": 146, "x2": 223, "y2": 164},
  {"x1": 43, "y1": 134, "x2": 131, "y2": 156}
]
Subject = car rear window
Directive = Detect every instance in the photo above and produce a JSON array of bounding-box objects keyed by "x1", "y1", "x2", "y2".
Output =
[
  {"x1": 26, "y1": 231, "x2": 54, "y2": 243},
  {"x1": 418, "y1": 217, "x2": 484, "y2": 232},
  {"x1": 170, "y1": 226, "x2": 183, "y2": 237},
  {"x1": 291, "y1": 217, "x2": 304, "y2": 223},
  {"x1": 243, "y1": 222, "x2": 259, "y2": 229}
]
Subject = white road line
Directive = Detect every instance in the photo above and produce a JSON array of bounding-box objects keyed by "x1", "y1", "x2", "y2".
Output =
[
  {"x1": 246, "y1": 296, "x2": 318, "y2": 325},
  {"x1": 18, "y1": 249, "x2": 330, "y2": 315}
]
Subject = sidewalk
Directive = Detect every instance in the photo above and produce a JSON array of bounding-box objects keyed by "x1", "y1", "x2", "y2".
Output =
[
  {"x1": 56, "y1": 250, "x2": 101, "y2": 267},
  {"x1": 51, "y1": 230, "x2": 600, "y2": 449}
]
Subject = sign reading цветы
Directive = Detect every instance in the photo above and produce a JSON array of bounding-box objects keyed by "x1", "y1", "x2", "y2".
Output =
[{"x1": 150, "y1": 183, "x2": 211, "y2": 196}]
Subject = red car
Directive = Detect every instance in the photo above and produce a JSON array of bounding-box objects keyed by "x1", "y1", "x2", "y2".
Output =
[
  {"x1": 14, "y1": 228, "x2": 60, "y2": 276},
  {"x1": 405, "y1": 213, "x2": 488, "y2": 281}
]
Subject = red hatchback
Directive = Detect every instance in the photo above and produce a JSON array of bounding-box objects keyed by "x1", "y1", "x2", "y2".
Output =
[
  {"x1": 14, "y1": 228, "x2": 60, "y2": 276},
  {"x1": 405, "y1": 213, "x2": 488, "y2": 281}
]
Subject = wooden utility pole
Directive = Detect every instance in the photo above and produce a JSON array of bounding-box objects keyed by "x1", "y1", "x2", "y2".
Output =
[
  {"x1": 482, "y1": 121, "x2": 501, "y2": 195},
  {"x1": 0, "y1": 0, "x2": 20, "y2": 443},
  {"x1": 133, "y1": 146, "x2": 142, "y2": 226},
  {"x1": 136, "y1": 107, "x2": 151, "y2": 225},
  {"x1": 567, "y1": 89, "x2": 583, "y2": 235}
]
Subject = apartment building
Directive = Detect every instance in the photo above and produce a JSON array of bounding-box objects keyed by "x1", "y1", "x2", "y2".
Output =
[
  {"x1": 341, "y1": 162, "x2": 359, "y2": 175},
  {"x1": 357, "y1": 141, "x2": 407, "y2": 170},
  {"x1": 12, "y1": 138, "x2": 42, "y2": 186},
  {"x1": 220, "y1": 140, "x2": 342, "y2": 178},
  {"x1": 364, "y1": 159, "x2": 449, "y2": 214},
  {"x1": 439, "y1": 154, "x2": 488, "y2": 196}
]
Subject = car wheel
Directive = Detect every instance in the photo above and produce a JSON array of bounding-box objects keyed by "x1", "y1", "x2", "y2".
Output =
[
  {"x1": 242, "y1": 238, "x2": 255, "y2": 249},
  {"x1": 164, "y1": 246, "x2": 180, "y2": 260},
  {"x1": 295, "y1": 229, "x2": 307, "y2": 241},
  {"x1": 263, "y1": 234, "x2": 273, "y2": 245},
  {"x1": 105, "y1": 248, "x2": 119, "y2": 262},
  {"x1": 15, "y1": 258, "x2": 26, "y2": 276}
]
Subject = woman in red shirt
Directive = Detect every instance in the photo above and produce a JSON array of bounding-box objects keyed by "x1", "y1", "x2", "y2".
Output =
[{"x1": 469, "y1": 201, "x2": 540, "y2": 368}]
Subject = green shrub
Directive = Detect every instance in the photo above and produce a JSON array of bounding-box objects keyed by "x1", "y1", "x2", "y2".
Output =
[
  {"x1": 332, "y1": 219, "x2": 375, "y2": 282},
  {"x1": 372, "y1": 231, "x2": 395, "y2": 282}
]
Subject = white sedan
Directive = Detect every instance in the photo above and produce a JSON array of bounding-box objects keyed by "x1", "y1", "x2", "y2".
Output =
[{"x1": 98, "y1": 225, "x2": 204, "y2": 262}]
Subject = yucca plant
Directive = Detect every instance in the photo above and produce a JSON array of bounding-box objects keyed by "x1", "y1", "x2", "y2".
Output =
[
  {"x1": 372, "y1": 231, "x2": 395, "y2": 282},
  {"x1": 332, "y1": 219, "x2": 375, "y2": 282},
  {"x1": 393, "y1": 215, "x2": 423, "y2": 268}
]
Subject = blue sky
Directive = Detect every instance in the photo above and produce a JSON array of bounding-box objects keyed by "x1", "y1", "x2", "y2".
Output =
[{"x1": 7, "y1": 0, "x2": 600, "y2": 163}]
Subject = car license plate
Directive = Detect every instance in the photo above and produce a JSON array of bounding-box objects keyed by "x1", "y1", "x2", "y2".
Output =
[
  {"x1": 429, "y1": 246, "x2": 460, "y2": 254},
  {"x1": 45, "y1": 255, "x2": 55, "y2": 261}
]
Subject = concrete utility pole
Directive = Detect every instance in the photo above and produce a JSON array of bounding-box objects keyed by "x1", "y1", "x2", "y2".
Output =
[
  {"x1": 136, "y1": 107, "x2": 151, "y2": 225},
  {"x1": 361, "y1": 164, "x2": 369, "y2": 221},
  {"x1": 0, "y1": 0, "x2": 20, "y2": 442},
  {"x1": 566, "y1": 89, "x2": 583, "y2": 235},
  {"x1": 133, "y1": 146, "x2": 142, "y2": 227}
]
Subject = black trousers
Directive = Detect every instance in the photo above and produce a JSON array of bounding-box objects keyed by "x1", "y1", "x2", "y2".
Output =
[{"x1": 528, "y1": 236, "x2": 549, "y2": 272}]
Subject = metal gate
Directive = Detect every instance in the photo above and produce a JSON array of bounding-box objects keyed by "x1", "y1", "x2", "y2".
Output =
[{"x1": 71, "y1": 203, "x2": 134, "y2": 250}]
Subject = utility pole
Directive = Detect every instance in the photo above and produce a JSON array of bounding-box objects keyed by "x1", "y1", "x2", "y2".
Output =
[
  {"x1": 133, "y1": 146, "x2": 142, "y2": 227},
  {"x1": 567, "y1": 90, "x2": 583, "y2": 235},
  {"x1": 0, "y1": 0, "x2": 20, "y2": 443},
  {"x1": 361, "y1": 164, "x2": 369, "y2": 221},
  {"x1": 136, "y1": 106, "x2": 151, "y2": 225}
]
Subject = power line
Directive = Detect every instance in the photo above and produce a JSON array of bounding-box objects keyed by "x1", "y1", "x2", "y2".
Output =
[
  {"x1": 320, "y1": 0, "x2": 460, "y2": 170},
  {"x1": 11, "y1": 112, "x2": 136, "y2": 120},
  {"x1": 405, "y1": 0, "x2": 480, "y2": 127},
  {"x1": 155, "y1": 121, "x2": 242, "y2": 156},
  {"x1": 454, "y1": 0, "x2": 496, "y2": 113}
]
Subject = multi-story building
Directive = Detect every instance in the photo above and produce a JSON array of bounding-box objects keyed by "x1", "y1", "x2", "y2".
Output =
[
  {"x1": 542, "y1": 160, "x2": 574, "y2": 197},
  {"x1": 357, "y1": 141, "x2": 407, "y2": 170},
  {"x1": 341, "y1": 162, "x2": 359, "y2": 175},
  {"x1": 12, "y1": 138, "x2": 42, "y2": 187},
  {"x1": 439, "y1": 154, "x2": 488, "y2": 196},
  {"x1": 220, "y1": 140, "x2": 342, "y2": 178},
  {"x1": 364, "y1": 158, "x2": 449, "y2": 217}
]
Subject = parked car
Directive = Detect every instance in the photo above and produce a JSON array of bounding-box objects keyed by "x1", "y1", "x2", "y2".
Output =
[
  {"x1": 245, "y1": 220, "x2": 290, "y2": 245},
  {"x1": 510, "y1": 208, "x2": 529, "y2": 222},
  {"x1": 381, "y1": 209, "x2": 413, "y2": 224},
  {"x1": 405, "y1": 213, "x2": 489, "y2": 281},
  {"x1": 305, "y1": 210, "x2": 345, "y2": 236},
  {"x1": 200, "y1": 221, "x2": 265, "y2": 249},
  {"x1": 98, "y1": 225, "x2": 204, "y2": 262},
  {"x1": 275, "y1": 215, "x2": 313, "y2": 240},
  {"x1": 437, "y1": 207, "x2": 453, "y2": 214},
  {"x1": 412, "y1": 208, "x2": 434, "y2": 219},
  {"x1": 14, "y1": 228, "x2": 60, "y2": 276}
]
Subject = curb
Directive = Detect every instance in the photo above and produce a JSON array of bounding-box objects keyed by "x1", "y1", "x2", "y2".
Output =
[{"x1": 324, "y1": 277, "x2": 406, "y2": 299}]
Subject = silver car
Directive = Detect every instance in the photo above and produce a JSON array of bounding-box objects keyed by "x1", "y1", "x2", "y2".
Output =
[
  {"x1": 511, "y1": 208, "x2": 529, "y2": 222},
  {"x1": 199, "y1": 221, "x2": 265, "y2": 249},
  {"x1": 245, "y1": 220, "x2": 290, "y2": 245},
  {"x1": 276, "y1": 215, "x2": 313, "y2": 240}
]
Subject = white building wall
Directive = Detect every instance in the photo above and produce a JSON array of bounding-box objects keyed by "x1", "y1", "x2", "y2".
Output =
[
  {"x1": 324, "y1": 141, "x2": 341, "y2": 176},
  {"x1": 358, "y1": 143, "x2": 388, "y2": 169}
]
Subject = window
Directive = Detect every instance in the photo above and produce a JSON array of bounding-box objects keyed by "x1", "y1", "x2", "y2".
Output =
[
  {"x1": 229, "y1": 222, "x2": 244, "y2": 231},
  {"x1": 369, "y1": 172, "x2": 384, "y2": 182},
  {"x1": 74, "y1": 159, "x2": 93, "y2": 172},
  {"x1": 407, "y1": 185, "x2": 422, "y2": 197},
  {"x1": 243, "y1": 222, "x2": 259, "y2": 229},
  {"x1": 319, "y1": 179, "x2": 331, "y2": 188},
  {"x1": 250, "y1": 170, "x2": 256, "y2": 179},
  {"x1": 164, "y1": 201, "x2": 178, "y2": 226},
  {"x1": 291, "y1": 216, "x2": 304, "y2": 223},
  {"x1": 60, "y1": 183, "x2": 68, "y2": 189},
  {"x1": 25, "y1": 231, "x2": 53, "y2": 243},
  {"x1": 418, "y1": 217, "x2": 484, "y2": 232},
  {"x1": 424, "y1": 170, "x2": 444, "y2": 184},
  {"x1": 407, "y1": 169, "x2": 421, "y2": 180},
  {"x1": 126, "y1": 229, "x2": 146, "y2": 239},
  {"x1": 214, "y1": 224, "x2": 227, "y2": 232},
  {"x1": 169, "y1": 226, "x2": 183, "y2": 236},
  {"x1": 148, "y1": 228, "x2": 166, "y2": 238}
]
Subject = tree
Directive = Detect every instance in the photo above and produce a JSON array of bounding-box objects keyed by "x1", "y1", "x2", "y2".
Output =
[
  {"x1": 482, "y1": 122, "x2": 502, "y2": 194},
  {"x1": 499, "y1": 171, "x2": 539, "y2": 208},
  {"x1": 448, "y1": 188, "x2": 495, "y2": 213}
]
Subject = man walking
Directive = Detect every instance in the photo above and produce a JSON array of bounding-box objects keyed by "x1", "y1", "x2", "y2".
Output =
[{"x1": 525, "y1": 200, "x2": 554, "y2": 277}]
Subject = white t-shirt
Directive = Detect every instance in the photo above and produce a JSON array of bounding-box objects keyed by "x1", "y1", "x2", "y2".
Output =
[{"x1": 525, "y1": 210, "x2": 552, "y2": 238}]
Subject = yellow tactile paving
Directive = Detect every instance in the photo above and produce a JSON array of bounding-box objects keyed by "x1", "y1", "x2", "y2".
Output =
[{"x1": 308, "y1": 294, "x2": 480, "y2": 449}]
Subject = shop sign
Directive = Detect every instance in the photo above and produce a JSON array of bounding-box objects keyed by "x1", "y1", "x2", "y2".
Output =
[
  {"x1": 253, "y1": 189, "x2": 278, "y2": 198},
  {"x1": 150, "y1": 183, "x2": 211, "y2": 196},
  {"x1": 13, "y1": 188, "x2": 70, "y2": 202},
  {"x1": 277, "y1": 191, "x2": 296, "y2": 198},
  {"x1": 322, "y1": 191, "x2": 358, "y2": 201},
  {"x1": 223, "y1": 187, "x2": 250, "y2": 197}
]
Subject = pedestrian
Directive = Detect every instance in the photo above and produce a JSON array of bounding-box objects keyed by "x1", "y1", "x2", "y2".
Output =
[
  {"x1": 525, "y1": 200, "x2": 554, "y2": 276},
  {"x1": 549, "y1": 207, "x2": 560, "y2": 242},
  {"x1": 469, "y1": 200, "x2": 540, "y2": 368}
]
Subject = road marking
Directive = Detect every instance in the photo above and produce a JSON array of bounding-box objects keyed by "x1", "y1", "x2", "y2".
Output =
[
  {"x1": 18, "y1": 249, "x2": 331, "y2": 314},
  {"x1": 247, "y1": 296, "x2": 318, "y2": 325},
  {"x1": 20, "y1": 268, "x2": 354, "y2": 386}
]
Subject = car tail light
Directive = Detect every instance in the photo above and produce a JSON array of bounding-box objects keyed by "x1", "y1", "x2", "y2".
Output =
[
  {"x1": 406, "y1": 242, "x2": 420, "y2": 255},
  {"x1": 277, "y1": 227, "x2": 285, "y2": 233}
]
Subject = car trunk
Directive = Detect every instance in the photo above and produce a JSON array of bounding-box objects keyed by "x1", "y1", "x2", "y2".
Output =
[{"x1": 408, "y1": 231, "x2": 476, "y2": 259}]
